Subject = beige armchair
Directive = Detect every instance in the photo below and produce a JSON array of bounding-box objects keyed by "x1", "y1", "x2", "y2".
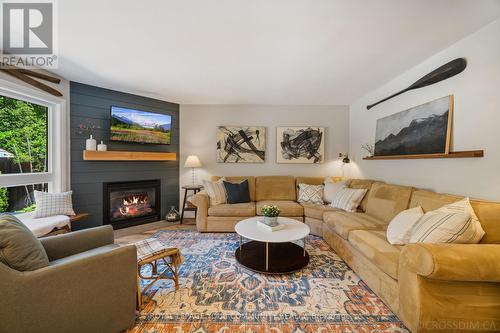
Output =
[{"x1": 0, "y1": 225, "x2": 137, "y2": 333}]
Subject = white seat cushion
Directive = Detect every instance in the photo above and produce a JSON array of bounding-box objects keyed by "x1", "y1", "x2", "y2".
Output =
[{"x1": 15, "y1": 212, "x2": 70, "y2": 237}]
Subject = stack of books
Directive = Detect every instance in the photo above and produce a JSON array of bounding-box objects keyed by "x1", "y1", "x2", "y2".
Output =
[{"x1": 257, "y1": 220, "x2": 285, "y2": 232}]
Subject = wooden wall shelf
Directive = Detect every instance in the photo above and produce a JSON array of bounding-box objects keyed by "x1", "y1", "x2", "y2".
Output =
[
  {"x1": 83, "y1": 150, "x2": 177, "y2": 161},
  {"x1": 363, "y1": 150, "x2": 484, "y2": 160}
]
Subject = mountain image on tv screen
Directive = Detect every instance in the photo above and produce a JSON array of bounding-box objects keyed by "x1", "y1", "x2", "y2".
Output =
[{"x1": 110, "y1": 106, "x2": 172, "y2": 144}]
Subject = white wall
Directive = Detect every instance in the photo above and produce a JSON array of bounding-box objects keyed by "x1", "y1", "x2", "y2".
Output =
[
  {"x1": 180, "y1": 104, "x2": 350, "y2": 200},
  {"x1": 349, "y1": 18, "x2": 500, "y2": 201}
]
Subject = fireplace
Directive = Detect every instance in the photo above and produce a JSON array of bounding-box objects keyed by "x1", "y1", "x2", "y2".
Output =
[{"x1": 103, "y1": 179, "x2": 161, "y2": 229}]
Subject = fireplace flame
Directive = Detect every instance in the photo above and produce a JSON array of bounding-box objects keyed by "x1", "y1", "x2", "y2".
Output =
[{"x1": 117, "y1": 194, "x2": 152, "y2": 217}]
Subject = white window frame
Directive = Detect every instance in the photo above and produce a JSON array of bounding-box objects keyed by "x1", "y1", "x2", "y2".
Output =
[{"x1": 0, "y1": 76, "x2": 69, "y2": 192}]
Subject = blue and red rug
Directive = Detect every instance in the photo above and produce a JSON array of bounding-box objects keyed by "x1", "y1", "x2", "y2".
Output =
[{"x1": 129, "y1": 231, "x2": 408, "y2": 333}]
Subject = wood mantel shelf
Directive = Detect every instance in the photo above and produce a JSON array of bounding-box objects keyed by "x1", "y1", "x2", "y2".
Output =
[
  {"x1": 363, "y1": 150, "x2": 484, "y2": 160},
  {"x1": 83, "y1": 150, "x2": 177, "y2": 161}
]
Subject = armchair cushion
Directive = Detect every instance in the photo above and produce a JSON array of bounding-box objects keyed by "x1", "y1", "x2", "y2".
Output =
[
  {"x1": 0, "y1": 214, "x2": 49, "y2": 271},
  {"x1": 40, "y1": 225, "x2": 114, "y2": 261},
  {"x1": 400, "y1": 243, "x2": 500, "y2": 282}
]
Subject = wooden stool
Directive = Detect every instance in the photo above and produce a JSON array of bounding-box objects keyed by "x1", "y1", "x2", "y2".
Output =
[{"x1": 135, "y1": 238, "x2": 183, "y2": 308}]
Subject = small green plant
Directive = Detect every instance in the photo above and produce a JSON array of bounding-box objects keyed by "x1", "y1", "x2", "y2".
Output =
[{"x1": 261, "y1": 204, "x2": 280, "y2": 217}]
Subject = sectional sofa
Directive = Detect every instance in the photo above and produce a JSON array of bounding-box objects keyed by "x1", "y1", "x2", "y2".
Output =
[{"x1": 189, "y1": 175, "x2": 500, "y2": 332}]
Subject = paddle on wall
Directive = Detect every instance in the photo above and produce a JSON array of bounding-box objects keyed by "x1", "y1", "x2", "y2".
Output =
[{"x1": 367, "y1": 58, "x2": 467, "y2": 110}]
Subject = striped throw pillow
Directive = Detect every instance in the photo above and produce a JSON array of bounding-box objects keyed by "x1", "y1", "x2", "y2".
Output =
[
  {"x1": 297, "y1": 184, "x2": 324, "y2": 205},
  {"x1": 409, "y1": 211, "x2": 473, "y2": 244},
  {"x1": 435, "y1": 198, "x2": 485, "y2": 243},
  {"x1": 203, "y1": 178, "x2": 227, "y2": 206},
  {"x1": 329, "y1": 188, "x2": 367, "y2": 212},
  {"x1": 34, "y1": 191, "x2": 75, "y2": 218}
]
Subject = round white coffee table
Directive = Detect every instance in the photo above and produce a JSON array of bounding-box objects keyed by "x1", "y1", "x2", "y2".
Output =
[{"x1": 234, "y1": 216, "x2": 310, "y2": 274}]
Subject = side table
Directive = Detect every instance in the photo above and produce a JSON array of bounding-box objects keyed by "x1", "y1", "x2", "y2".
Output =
[{"x1": 180, "y1": 185, "x2": 203, "y2": 224}]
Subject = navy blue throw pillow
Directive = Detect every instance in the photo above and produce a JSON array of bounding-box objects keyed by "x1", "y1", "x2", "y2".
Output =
[{"x1": 223, "y1": 180, "x2": 251, "y2": 204}]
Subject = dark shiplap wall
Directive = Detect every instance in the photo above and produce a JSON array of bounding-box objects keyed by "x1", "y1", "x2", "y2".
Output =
[{"x1": 70, "y1": 82, "x2": 179, "y2": 230}]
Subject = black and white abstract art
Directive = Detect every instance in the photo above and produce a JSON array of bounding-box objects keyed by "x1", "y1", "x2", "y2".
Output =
[
  {"x1": 277, "y1": 127, "x2": 325, "y2": 164},
  {"x1": 374, "y1": 95, "x2": 453, "y2": 156},
  {"x1": 216, "y1": 126, "x2": 266, "y2": 163}
]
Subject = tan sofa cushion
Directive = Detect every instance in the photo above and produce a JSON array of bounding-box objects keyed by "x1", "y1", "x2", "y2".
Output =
[
  {"x1": 365, "y1": 182, "x2": 414, "y2": 222},
  {"x1": 323, "y1": 211, "x2": 387, "y2": 239},
  {"x1": 409, "y1": 190, "x2": 500, "y2": 244},
  {"x1": 301, "y1": 203, "x2": 339, "y2": 220},
  {"x1": 255, "y1": 176, "x2": 296, "y2": 201},
  {"x1": 348, "y1": 230, "x2": 402, "y2": 280},
  {"x1": 212, "y1": 176, "x2": 256, "y2": 202},
  {"x1": 256, "y1": 200, "x2": 304, "y2": 216},
  {"x1": 208, "y1": 202, "x2": 256, "y2": 217},
  {"x1": 347, "y1": 179, "x2": 375, "y2": 212},
  {"x1": 295, "y1": 176, "x2": 344, "y2": 196}
]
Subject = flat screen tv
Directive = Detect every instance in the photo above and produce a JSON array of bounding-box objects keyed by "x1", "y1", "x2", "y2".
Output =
[{"x1": 110, "y1": 106, "x2": 172, "y2": 145}]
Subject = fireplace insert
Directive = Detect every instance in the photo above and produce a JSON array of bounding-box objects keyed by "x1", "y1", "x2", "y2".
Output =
[{"x1": 103, "y1": 179, "x2": 161, "y2": 229}]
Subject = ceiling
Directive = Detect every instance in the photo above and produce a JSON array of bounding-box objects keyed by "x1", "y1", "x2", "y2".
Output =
[{"x1": 55, "y1": 0, "x2": 500, "y2": 105}]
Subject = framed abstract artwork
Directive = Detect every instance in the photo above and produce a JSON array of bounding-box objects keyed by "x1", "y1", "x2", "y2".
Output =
[
  {"x1": 216, "y1": 126, "x2": 266, "y2": 163},
  {"x1": 374, "y1": 95, "x2": 453, "y2": 157},
  {"x1": 276, "y1": 127, "x2": 324, "y2": 164}
]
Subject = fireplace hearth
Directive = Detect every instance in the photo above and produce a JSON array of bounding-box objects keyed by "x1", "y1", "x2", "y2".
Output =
[{"x1": 103, "y1": 179, "x2": 161, "y2": 229}]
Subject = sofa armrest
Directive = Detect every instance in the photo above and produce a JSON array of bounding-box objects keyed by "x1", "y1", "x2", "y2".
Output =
[
  {"x1": 0, "y1": 245, "x2": 137, "y2": 333},
  {"x1": 400, "y1": 243, "x2": 500, "y2": 282},
  {"x1": 188, "y1": 190, "x2": 209, "y2": 232},
  {"x1": 40, "y1": 225, "x2": 115, "y2": 261}
]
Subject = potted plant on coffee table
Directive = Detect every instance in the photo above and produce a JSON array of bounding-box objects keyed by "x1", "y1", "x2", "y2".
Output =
[{"x1": 261, "y1": 205, "x2": 280, "y2": 227}]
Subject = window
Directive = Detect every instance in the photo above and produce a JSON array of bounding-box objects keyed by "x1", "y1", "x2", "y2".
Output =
[{"x1": 0, "y1": 81, "x2": 68, "y2": 213}]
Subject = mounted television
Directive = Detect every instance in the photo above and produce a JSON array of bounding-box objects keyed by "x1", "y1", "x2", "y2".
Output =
[{"x1": 110, "y1": 106, "x2": 172, "y2": 145}]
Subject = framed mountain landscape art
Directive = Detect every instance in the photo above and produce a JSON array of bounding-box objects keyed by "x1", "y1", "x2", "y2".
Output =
[
  {"x1": 374, "y1": 95, "x2": 453, "y2": 157},
  {"x1": 277, "y1": 127, "x2": 325, "y2": 163},
  {"x1": 216, "y1": 126, "x2": 266, "y2": 163}
]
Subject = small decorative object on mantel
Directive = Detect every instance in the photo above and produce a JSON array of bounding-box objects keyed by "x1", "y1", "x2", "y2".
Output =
[
  {"x1": 85, "y1": 135, "x2": 97, "y2": 151},
  {"x1": 166, "y1": 206, "x2": 180, "y2": 222},
  {"x1": 367, "y1": 58, "x2": 466, "y2": 110},
  {"x1": 261, "y1": 205, "x2": 280, "y2": 227},
  {"x1": 361, "y1": 144, "x2": 374, "y2": 158},
  {"x1": 97, "y1": 141, "x2": 107, "y2": 151}
]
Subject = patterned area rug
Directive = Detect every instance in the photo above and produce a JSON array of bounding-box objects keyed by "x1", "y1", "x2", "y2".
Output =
[{"x1": 129, "y1": 231, "x2": 409, "y2": 333}]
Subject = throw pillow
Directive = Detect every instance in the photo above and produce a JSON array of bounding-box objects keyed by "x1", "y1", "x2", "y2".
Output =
[
  {"x1": 329, "y1": 188, "x2": 368, "y2": 212},
  {"x1": 409, "y1": 211, "x2": 473, "y2": 244},
  {"x1": 0, "y1": 214, "x2": 49, "y2": 271},
  {"x1": 435, "y1": 198, "x2": 485, "y2": 243},
  {"x1": 203, "y1": 178, "x2": 227, "y2": 206},
  {"x1": 297, "y1": 184, "x2": 324, "y2": 205},
  {"x1": 323, "y1": 178, "x2": 349, "y2": 203},
  {"x1": 223, "y1": 179, "x2": 251, "y2": 204},
  {"x1": 386, "y1": 206, "x2": 424, "y2": 245},
  {"x1": 34, "y1": 190, "x2": 75, "y2": 218}
]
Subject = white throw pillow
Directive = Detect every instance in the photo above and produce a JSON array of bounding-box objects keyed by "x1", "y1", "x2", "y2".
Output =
[
  {"x1": 409, "y1": 211, "x2": 472, "y2": 244},
  {"x1": 297, "y1": 184, "x2": 324, "y2": 205},
  {"x1": 329, "y1": 188, "x2": 367, "y2": 212},
  {"x1": 34, "y1": 191, "x2": 75, "y2": 218},
  {"x1": 323, "y1": 178, "x2": 349, "y2": 204},
  {"x1": 435, "y1": 198, "x2": 485, "y2": 243},
  {"x1": 386, "y1": 206, "x2": 424, "y2": 245},
  {"x1": 202, "y1": 178, "x2": 227, "y2": 206}
]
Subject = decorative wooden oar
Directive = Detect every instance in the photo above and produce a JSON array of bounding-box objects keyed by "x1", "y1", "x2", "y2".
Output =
[{"x1": 367, "y1": 58, "x2": 467, "y2": 110}]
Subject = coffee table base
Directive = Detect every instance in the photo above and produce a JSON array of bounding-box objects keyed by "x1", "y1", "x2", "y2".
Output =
[{"x1": 235, "y1": 240, "x2": 309, "y2": 274}]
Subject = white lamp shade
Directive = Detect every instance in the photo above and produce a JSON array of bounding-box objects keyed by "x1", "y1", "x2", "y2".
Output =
[{"x1": 184, "y1": 155, "x2": 202, "y2": 168}]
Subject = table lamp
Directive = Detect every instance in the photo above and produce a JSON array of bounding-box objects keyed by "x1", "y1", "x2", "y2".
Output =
[{"x1": 184, "y1": 155, "x2": 202, "y2": 185}]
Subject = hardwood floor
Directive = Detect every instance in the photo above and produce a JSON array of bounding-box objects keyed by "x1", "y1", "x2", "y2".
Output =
[{"x1": 114, "y1": 219, "x2": 197, "y2": 245}]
